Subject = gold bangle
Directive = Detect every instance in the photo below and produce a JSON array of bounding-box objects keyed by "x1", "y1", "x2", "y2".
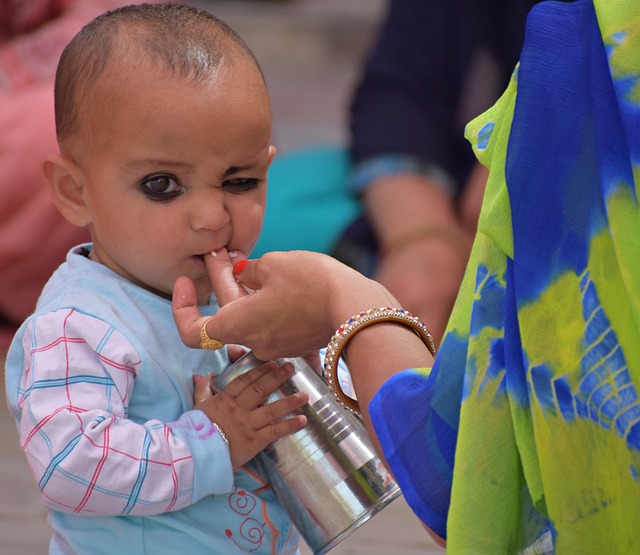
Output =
[
  {"x1": 381, "y1": 224, "x2": 470, "y2": 260},
  {"x1": 323, "y1": 307, "x2": 436, "y2": 414}
]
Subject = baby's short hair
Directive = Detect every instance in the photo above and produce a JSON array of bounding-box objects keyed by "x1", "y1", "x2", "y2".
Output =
[{"x1": 54, "y1": 3, "x2": 261, "y2": 151}]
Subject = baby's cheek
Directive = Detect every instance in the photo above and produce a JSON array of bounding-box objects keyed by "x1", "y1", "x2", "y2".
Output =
[{"x1": 232, "y1": 203, "x2": 266, "y2": 252}]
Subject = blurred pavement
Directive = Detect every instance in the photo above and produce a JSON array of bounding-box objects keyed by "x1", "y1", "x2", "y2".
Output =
[
  {"x1": 193, "y1": 0, "x2": 385, "y2": 154},
  {"x1": 1, "y1": 1, "x2": 444, "y2": 553}
]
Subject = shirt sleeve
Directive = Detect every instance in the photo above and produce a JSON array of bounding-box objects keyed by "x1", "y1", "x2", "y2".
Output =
[{"x1": 14, "y1": 308, "x2": 233, "y2": 516}]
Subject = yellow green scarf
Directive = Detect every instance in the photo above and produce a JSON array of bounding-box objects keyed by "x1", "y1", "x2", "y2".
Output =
[{"x1": 370, "y1": 1, "x2": 640, "y2": 552}]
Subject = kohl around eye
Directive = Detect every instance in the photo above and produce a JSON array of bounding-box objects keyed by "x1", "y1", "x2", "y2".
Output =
[
  {"x1": 223, "y1": 177, "x2": 260, "y2": 193},
  {"x1": 141, "y1": 174, "x2": 183, "y2": 200}
]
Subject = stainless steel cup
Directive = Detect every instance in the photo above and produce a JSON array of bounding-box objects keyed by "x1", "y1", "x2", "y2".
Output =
[{"x1": 212, "y1": 351, "x2": 401, "y2": 555}]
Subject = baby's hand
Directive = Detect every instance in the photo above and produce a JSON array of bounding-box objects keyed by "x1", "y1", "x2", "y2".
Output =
[{"x1": 193, "y1": 362, "x2": 308, "y2": 469}]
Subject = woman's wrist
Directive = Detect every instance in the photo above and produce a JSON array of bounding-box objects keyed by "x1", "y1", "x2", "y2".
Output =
[
  {"x1": 380, "y1": 223, "x2": 471, "y2": 261},
  {"x1": 323, "y1": 307, "x2": 435, "y2": 413},
  {"x1": 364, "y1": 173, "x2": 460, "y2": 245},
  {"x1": 325, "y1": 263, "x2": 399, "y2": 334},
  {"x1": 329, "y1": 313, "x2": 436, "y2": 424}
]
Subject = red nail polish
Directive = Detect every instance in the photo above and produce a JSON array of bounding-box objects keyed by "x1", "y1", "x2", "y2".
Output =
[{"x1": 233, "y1": 260, "x2": 249, "y2": 274}]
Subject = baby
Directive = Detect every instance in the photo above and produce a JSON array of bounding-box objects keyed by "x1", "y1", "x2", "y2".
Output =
[{"x1": 4, "y1": 4, "x2": 308, "y2": 554}]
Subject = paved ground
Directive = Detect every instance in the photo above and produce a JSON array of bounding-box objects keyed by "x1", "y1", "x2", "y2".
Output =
[{"x1": 1, "y1": 1, "x2": 445, "y2": 553}]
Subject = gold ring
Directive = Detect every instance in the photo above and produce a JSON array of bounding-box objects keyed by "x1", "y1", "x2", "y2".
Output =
[{"x1": 200, "y1": 318, "x2": 225, "y2": 350}]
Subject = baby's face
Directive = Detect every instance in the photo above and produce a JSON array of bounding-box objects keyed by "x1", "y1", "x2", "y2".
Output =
[{"x1": 72, "y1": 57, "x2": 274, "y2": 304}]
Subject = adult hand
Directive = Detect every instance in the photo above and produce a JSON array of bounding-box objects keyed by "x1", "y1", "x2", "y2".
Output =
[
  {"x1": 176, "y1": 248, "x2": 435, "y2": 475},
  {"x1": 172, "y1": 249, "x2": 397, "y2": 360}
]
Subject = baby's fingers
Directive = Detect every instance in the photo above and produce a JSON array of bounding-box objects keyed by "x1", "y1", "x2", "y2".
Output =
[
  {"x1": 252, "y1": 391, "x2": 309, "y2": 431},
  {"x1": 229, "y1": 409, "x2": 308, "y2": 469},
  {"x1": 226, "y1": 362, "x2": 296, "y2": 408},
  {"x1": 264, "y1": 413, "x2": 308, "y2": 443}
]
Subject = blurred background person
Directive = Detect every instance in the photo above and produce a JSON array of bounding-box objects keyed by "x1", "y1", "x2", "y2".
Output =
[
  {"x1": 333, "y1": 0, "x2": 541, "y2": 343},
  {"x1": 0, "y1": 0, "x2": 161, "y2": 350}
]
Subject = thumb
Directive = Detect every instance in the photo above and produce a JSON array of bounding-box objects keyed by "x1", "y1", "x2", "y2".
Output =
[
  {"x1": 227, "y1": 344, "x2": 248, "y2": 362},
  {"x1": 230, "y1": 256, "x2": 264, "y2": 293},
  {"x1": 172, "y1": 275, "x2": 210, "y2": 348},
  {"x1": 193, "y1": 374, "x2": 214, "y2": 407}
]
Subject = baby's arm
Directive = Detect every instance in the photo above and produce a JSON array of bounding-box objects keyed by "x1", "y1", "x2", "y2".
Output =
[{"x1": 13, "y1": 309, "x2": 230, "y2": 516}]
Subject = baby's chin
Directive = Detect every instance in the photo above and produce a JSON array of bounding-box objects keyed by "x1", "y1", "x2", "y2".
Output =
[
  {"x1": 137, "y1": 277, "x2": 211, "y2": 304},
  {"x1": 192, "y1": 280, "x2": 215, "y2": 306},
  {"x1": 196, "y1": 293, "x2": 214, "y2": 306}
]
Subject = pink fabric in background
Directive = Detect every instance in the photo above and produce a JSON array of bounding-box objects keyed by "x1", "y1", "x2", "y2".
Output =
[{"x1": 0, "y1": 0, "x2": 162, "y2": 350}]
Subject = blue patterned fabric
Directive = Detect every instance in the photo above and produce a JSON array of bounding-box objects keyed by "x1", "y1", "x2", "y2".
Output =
[{"x1": 369, "y1": 1, "x2": 640, "y2": 552}]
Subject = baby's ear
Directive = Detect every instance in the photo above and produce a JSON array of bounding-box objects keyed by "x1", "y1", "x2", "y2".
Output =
[
  {"x1": 43, "y1": 153, "x2": 91, "y2": 227},
  {"x1": 267, "y1": 145, "x2": 277, "y2": 167}
]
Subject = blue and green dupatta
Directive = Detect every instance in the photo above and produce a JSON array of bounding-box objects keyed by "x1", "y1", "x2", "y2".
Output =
[{"x1": 370, "y1": 1, "x2": 640, "y2": 552}]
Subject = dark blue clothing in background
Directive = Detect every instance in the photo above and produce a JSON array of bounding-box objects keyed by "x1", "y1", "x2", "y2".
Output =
[{"x1": 349, "y1": 0, "x2": 541, "y2": 193}]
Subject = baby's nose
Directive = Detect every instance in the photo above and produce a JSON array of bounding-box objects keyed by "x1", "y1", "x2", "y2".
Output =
[{"x1": 190, "y1": 190, "x2": 230, "y2": 231}]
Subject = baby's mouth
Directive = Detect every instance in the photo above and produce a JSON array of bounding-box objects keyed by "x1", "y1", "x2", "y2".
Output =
[
  {"x1": 191, "y1": 254, "x2": 206, "y2": 268},
  {"x1": 193, "y1": 248, "x2": 227, "y2": 265}
]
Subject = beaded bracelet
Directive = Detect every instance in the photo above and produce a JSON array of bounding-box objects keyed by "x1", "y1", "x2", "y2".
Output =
[{"x1": 323, "y1": 307, "x2": 436, "y2": 414}]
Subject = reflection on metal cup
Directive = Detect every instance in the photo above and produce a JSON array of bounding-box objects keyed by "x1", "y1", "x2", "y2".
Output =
[{"x1": 213, "y1": 352, "x2": 401, "y2": 555}]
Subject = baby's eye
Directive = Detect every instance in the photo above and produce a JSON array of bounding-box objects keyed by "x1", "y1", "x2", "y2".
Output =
[
  {"x1": 223, "y1": 177, "x2": 259, "y2": 193},
  {"x1": 141, "y1": 174, "x2": 182, "y2": 200}
]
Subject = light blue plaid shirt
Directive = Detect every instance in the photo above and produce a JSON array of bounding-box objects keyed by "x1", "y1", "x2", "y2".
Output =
[{"x1": 5, "y1": 245, "x2": 299, "y2": 555}]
